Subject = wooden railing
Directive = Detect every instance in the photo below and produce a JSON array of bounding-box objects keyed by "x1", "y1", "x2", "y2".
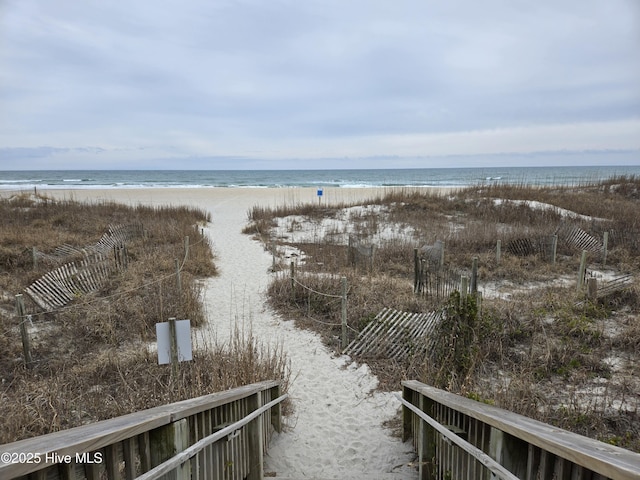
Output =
[
  {"x1": 0, "y1": 380, "x2": 285, "y2": 480},
  {"x1": 401, "y1": 380, "x2": 640, "y2": 480}
]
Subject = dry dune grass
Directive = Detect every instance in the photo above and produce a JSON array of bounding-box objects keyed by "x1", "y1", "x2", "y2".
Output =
[
  {"x1": 248, "y1": 176, "x2": 640, "y2": 452},
  {"x1": 0, "y1": 193, "x2": 289, "y2": 444}
]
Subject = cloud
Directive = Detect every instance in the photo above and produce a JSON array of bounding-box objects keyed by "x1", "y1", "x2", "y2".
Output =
[{"x1": 1, "y1": 0, "x2": 639, "y2": 168}]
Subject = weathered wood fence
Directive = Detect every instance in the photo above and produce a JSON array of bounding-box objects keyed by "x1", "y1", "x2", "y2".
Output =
[
  {"x1": 0, "y1": 380, "x2": 285, "y2": 480},
  {"x1": 25, "y1": 250, "x2": 125, "y2": 311},
  {"x1": 402, "y1": 380, "x2": 640, "y2": 480},
  {"x1": 415, "y1": 266, "x2": 462, "y2": 300},
  {"x1": 591, "y1": 274, "x2": 634, "y2": 299},
  {"x1": 347, "y1": 235, "x2": 375, "y2": 272},
  {"x1": 556, "y1": 223, "x2": 604, "y2": 255},
  {"x1": 25, "y1": 223, "x2": 144, "y2": 311},
  {"x1": 32, "y1": 223, "x2": 144, "y2": 264},
  {"x1": 504, "y1": 223, "x2": 608, "y2": 263},
  {"x1": 505, "y1": 235, "x2": 557, "y2": 260},
  {"x1": 414, "y1": 246, "x2": 479, "y2": 302},
  {"x1": 576, "y1": 273, "x2": 635, "y2": 307},
  {"x1": 345, "y1": 307, "x2": 442, "y2": 361}
]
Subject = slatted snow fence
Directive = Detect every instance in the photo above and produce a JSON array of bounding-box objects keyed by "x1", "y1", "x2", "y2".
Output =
[{"x1": 345, "y1": 307, "x2": 442, "y2": 362}]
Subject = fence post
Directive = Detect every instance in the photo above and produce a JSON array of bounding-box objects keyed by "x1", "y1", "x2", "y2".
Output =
[
  {"x1": 550, "y1": 235, "x2": 558, "y2": 265},
  {"x1": 341, "y1": 276, "x2": 348, "y2": 350},
  {"x1": 15, "y1": 294, "x2": 33, "y2": 368},
  {"x1": 602, "y1": 231, "x2": 609, "y2": 266},
  {"x1": 420, "y1": 393, "x2": 437, "y2": 480},
  {"x1": 32, "y1": 247, "x2": 38, "y2": 270},
  {"x1": 370, "y1": 245, "x2": 375, "y2": 272},
  {"x1": 149, "y1": 418, "x2": 190, "y2": 480},
  {"x1": 183, "y1": 235, "x2": 189, "y2": 260},
  {"x1": 414, "y1": 248, "x2": 419, "y2": 293},
  {"x1": 347, "y1": 235, "x2": 354, "y2": 266},
  {"x1": 402, "y1": 385, "x2": 413, "y2": 442},
  {"x1": 471, "y1": 256, "x2": 478, "y2": 294},
  {"x1": 168, "y1": 317, "x2": 179, "y2": 382},
  {"x1": 270, "y1": 383, "x2": 283, "y2": 433},
  {"x1": 290, "y1": 261, "x2": 295, "y2": 303},
  {"x1": 348, "y1": 235, "x2": 354, "y2": 267},
  {"x1": 271, "y1": 240, "x2": 276, "y2": 271},
  {"x1": 460, "y1": 276, "x2": 469, "y2": 305},
  {"x1": 577, "y1": 250, "x2": 587, "y2": 292},
  {"x1": 587, "y1": 277, "x2": 598, "y2": 300},
  {"x1": 496, "y1": 240, "x2": 501, "y2": 265},
  {"x1": 114, "y1": 244, "x2": 128, "y2": 270},
  {"x1": 415, "y1": 388, "x2": 430, "y2": 479},
  {"x1": 175, "y1": 259, "x2": 182, "y2": 294},
  {"x1": 247, "y1": 392, "x2": 264, "y2": 480}
]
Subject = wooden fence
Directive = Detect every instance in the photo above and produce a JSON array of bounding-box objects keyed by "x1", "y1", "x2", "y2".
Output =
[
  {"x1": 505, "y1": 235, "x2": 556, "y2": 260},
  {"x1": 345, "y1": 307, "x2": 442, "y2": 362},
  {"x1": 415, "y1": 263, "x2": 463, "y2": 300},
  {"x1": 347, "y1": 235, "x2": 375, "y2": 272},
  {"x1": 25, "y1": 249, "x2": 127, "y2": 311},
  {"x1": 592, "y1": 274, "x2": 634, "y2": 299},
  {"x1": 606, "y1": 228, "x2": 640, "y2": 252},
  {"x1": 556, "y1": 223, "x2": 604, "y2": 254},
  {"x1": 25, "y1": 223, "x2": 144, "y2": 311},
  {"x1": 414, "y1": 242, "x2": 476, "y2": 301},
  {"x1": 0, "y1": 380, "x2": 285, "y2": 480},
  {"x1": 33, "y1": 223, "x2": 144, "y2": 264},
  {"x1": 576, "y1": 273, "x2": 635, "y2": 307},
  {"x1": 498, "y1": 222, "x2": 609, "y2": 263},
  {"x1": 402, "y1": 380, "x2": 640, "y2": 480}
]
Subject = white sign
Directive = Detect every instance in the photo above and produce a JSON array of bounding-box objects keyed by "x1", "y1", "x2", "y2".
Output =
[{"x1": 156, "y1": 319, "x2": 193, "y2": 364}]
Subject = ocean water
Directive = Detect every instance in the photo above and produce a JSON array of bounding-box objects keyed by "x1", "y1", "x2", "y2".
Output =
[{"x1": 0, "y1": 166, "x2": 639, "y2": 190}]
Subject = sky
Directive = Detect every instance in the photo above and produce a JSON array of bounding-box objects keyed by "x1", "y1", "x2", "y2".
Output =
[{"x1": 1, "y1": 0, "x2": 639, "y2": 170}]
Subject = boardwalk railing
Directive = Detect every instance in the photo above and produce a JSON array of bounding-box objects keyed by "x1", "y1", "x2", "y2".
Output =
[
  {"x1": 0, "y1": 380, "x2": 285, "y2": 480},
  {"x1": 401, "y1": 380, "x2": 640, "y2": 480}
]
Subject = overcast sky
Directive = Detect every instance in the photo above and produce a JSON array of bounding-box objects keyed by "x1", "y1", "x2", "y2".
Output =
[{"x1": 1, "y1": 0, "x2": 639, "y2": 170}]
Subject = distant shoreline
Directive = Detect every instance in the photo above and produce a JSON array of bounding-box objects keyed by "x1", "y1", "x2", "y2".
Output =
[
  {"x1": 2, "y1": 186, "x2": 456, "y2": 209},
  {"x1": 0, "y1": 165, "x2": 638, "y2": 191}
]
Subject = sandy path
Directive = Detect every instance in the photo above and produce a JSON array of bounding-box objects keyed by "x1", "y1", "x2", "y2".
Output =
[{"x1": 34, "y1": 188, "x2": 418, "y2": 479}]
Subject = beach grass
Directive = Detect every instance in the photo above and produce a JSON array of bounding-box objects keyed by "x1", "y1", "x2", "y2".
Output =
[
  {"x1": 0, "y1": 192, "x2": 289, "y2": 443},
  {"x1": 250, "y1": 176, "x2": 640, "y2": 452}
]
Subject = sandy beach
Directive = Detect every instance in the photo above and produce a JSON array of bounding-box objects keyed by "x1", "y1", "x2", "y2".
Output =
[{"x1": 34, "y1": 187, "x2": 419, "y2": 479}]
